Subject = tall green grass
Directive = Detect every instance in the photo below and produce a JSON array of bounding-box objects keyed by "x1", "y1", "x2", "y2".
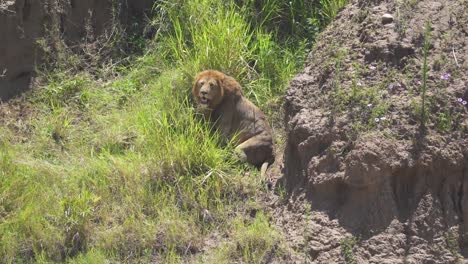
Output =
[
  {"x1": 158, "y1": 1, "x2": 254, "y2": 77},
  {"x1": 155, "y1": 0, "x2": 305, "y2": 112},
  {"x1": 0, "y1": 0, "x2": 348, "y2": 262}
]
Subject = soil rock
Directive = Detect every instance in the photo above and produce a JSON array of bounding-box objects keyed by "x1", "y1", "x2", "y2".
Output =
[
  {"x1": 381, "y1": 13, "x2": 393, "y2": 25},
  {"x1": 0, "y1": 0, "x2": 153, "y2": 100},
  {"x1": 278, "y1": 0, "x2": 468, "y2": 262}
]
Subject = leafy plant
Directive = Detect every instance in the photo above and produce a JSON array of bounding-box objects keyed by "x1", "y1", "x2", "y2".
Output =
[
  {"x1": 436, "y1": 111, "x2": 452, "y2": 132},
  {"x1": 340, "y1": 236, "x2": 358, "y2": 264},
  {"x1": 445, "y1": 230, "x2": 461, "y2": 260}
]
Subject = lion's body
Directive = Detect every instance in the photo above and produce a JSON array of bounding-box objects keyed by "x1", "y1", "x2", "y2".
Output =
[{"x1": 192, "y1": 70, "x2": 274, "y2": 170}]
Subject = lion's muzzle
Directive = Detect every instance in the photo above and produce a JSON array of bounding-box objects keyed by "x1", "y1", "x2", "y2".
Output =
[{"x1": 198, "y1": 90, "x2": 211, "y2": 105}]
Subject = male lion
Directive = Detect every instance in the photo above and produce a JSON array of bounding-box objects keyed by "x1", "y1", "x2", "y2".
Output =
[{"x1": 192, "y1": 70, "x2": 274, "y2": 178}]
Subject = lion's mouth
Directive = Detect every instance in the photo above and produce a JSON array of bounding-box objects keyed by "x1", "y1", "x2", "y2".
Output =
[{"x1": 199, "y1": 97, "x2": 210, "y2": 105}]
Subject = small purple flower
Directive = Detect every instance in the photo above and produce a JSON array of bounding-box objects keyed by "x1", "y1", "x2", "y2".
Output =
[
  {"x1": 457, "y1": 98, "x2": 463, "y2": 102},
  {"x1": 367, "y1": 103, "x2": 373, "y2": 107},
  {"x1": 440, "y1": 73, "x2": 451, "y2": 80},
  {"x1": 369, "y1": 66, "x2": 376, "y2": 70},
  {"x1": 397, "y1": 82, "x2": 402, "y2": 87},
  {"x1": 357, "y1": 81, "x2": 362, "y2": 86},
  {"x1": 388, "y1": 84, "x2": 394, "y2": 89},
  {"x1": 463, "y1": 101, "x2": 467, "y2": 105},
  {"x1": 417, "y1": 80, "x2": 422, "y2": 85},
  {"x1": 375, "y1": 118, "x2": 380, "y2": 123}
]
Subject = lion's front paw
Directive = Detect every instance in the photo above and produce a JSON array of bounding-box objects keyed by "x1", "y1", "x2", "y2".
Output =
[{"x1": 234, "y1": 147, "x2": 247, "y2": 162}]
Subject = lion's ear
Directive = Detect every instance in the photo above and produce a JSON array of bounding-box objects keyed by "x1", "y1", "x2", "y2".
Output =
[{"x1": 220, "y1": 75, "x2": 242, "y2": 97}]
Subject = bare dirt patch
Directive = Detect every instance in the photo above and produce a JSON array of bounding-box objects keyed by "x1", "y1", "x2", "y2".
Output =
[{"x1": 269, "y1": 0, "x2": 468, "y2": 263}]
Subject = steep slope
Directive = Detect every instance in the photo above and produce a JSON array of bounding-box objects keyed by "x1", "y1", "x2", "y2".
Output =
[
  {"x1": 277, "y1": 0, "x2": 468, "y2": 262},
  {"x1": 0, "y1": 0, "x2": 153, "y2": 100}
]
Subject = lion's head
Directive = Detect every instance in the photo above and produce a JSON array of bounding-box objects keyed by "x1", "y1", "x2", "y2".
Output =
[{"x1": 192, "y1": 70, "x2": 241, "y2": 110}]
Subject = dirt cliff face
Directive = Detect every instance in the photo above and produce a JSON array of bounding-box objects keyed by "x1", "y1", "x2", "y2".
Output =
[
  {"x1": 278, "y1": 0, "x2": 468, "y2": 262},
  {"x1": 0, "y1": 0, "x2": 153, "y2": 100}
]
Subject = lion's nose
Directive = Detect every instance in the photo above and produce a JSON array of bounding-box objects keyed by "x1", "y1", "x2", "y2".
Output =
[{"x1": 200, "y1": 90, "x2": 208, "y2": 95}]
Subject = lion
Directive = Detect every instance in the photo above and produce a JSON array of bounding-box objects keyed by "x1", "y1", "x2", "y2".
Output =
[{"x1": 192, "y1": 70, "x2": 274, "y2": 179}]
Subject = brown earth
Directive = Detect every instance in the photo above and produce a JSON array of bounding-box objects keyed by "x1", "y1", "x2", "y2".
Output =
[
  {"x1": 269, "y1": 0, "x2": 468, "y2": 263},
  {"x1": 0, "y1": 0, "x2": 153, "y2": 100}
]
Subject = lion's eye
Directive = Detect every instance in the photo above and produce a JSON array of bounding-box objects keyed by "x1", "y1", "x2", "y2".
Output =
[
  {"x1": 199, "y1": 81, "x2": 205, "y2": 86},
  {"x1": 209, "y1": 83, "x2": 214, "y2": 87}
]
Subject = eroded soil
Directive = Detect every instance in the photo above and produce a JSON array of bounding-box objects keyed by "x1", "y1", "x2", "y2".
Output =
[{"x1": 268, "y1": 0, "x2": 468, "y2": 263}]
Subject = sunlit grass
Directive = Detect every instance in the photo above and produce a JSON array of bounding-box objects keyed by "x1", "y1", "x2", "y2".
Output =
[{"x1": 0, "y1": 0, "x2": 347, "y2": 262}]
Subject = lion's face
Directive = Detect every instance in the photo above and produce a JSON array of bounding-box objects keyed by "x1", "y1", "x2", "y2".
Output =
[{"x1": 193, "y1": 75, "x2": 224, "y2": 110}]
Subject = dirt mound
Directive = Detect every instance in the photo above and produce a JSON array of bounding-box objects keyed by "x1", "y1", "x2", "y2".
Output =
[
  {"x1": 277, "y1": 0, "x2": 468, "y2": 262},
  {"x1": 0, "y1": 0, "x2": 153, "y2": 100}
]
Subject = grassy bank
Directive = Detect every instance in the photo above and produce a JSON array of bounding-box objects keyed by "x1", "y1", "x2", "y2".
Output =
[{"x1": 0, "y1": 0, "x2": 347, "y2": 262}]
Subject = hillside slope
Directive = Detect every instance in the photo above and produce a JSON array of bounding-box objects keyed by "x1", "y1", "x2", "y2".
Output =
[
  {"x1": 0, "y1": 1, "x2": 335, "y2": 262},
  {"x1": 0, "y1": 0, "x2": 153, "y2": 100},
  {"x1": 1, "y1": 0, "x2": 466, "y2": 263},
  {"x1": 276, "y1": 0, "x2": 467, "y2": 262}
]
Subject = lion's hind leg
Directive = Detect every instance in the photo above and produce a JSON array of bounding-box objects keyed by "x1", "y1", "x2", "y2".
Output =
[{"x1": 235, "y1": 136, "x2": 274, "y2": 188}]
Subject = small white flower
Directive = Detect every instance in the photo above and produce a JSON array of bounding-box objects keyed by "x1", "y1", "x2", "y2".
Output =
[
  {"x1": 367, "y1": 103, "x2": 373, "y2": 107},
  {"x1": 440, "y1": 73, "x2": 450, "y2": 80},
  {"x1": 380, "y1": 116, "x2": 386, "y2": 120},
  {"x1": 357, "y1": 81, "x2": 362, "y2": 86},
  {"x1": 369, "y1": 66, "x2": 376, "y2": 70},
  {"x1": 375, "y1": 118, "x2": 380, "y2": 123}
]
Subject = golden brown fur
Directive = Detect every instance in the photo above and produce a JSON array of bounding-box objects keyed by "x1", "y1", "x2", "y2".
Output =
[{"x1": 192, "y1": 70, "x2": 274, "y2": 176}]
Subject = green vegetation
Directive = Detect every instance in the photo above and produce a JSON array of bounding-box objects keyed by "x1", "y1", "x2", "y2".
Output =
[
  {"x1": 340, "y1": 236, "x2": 358, "y2": 264},
  {"x1": 436, "y1": 111, "x2": 453, "y2": 132},
  {"x1": 395, "y1": 0, "x2": 419, "y2": 38},
  {"x1": 329, "y1": 46, "x2": 391, "y2": 133},
  {"x1": 419, "y1": 21, "x2": 431, "y2": 130},
  {"x1": 0, "y1": 0, "x2": 348, "y2": 262},
  {"x1": 445, "y1": 230, "x2": 461, "y2": 261},
  {"x1": 327, "y1": 16, "x2": 463, "y2": 138},
  {"x1": 201, "y1": 212, "x2": 281, "y2": 263}
]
